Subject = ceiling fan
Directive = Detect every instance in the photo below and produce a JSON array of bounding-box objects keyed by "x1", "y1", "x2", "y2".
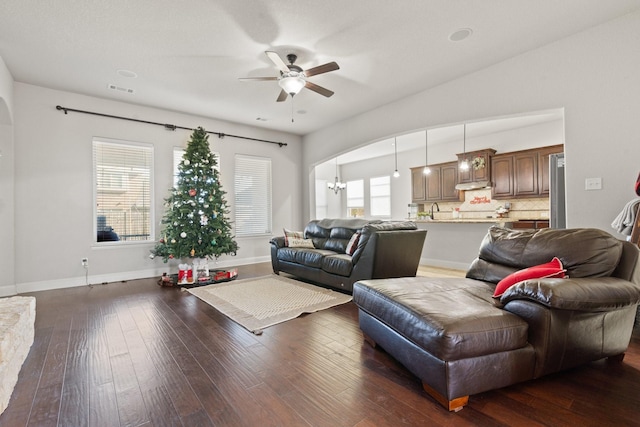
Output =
[{"x1": 240, "y1": 51, "x2": 339, "y2": 102}]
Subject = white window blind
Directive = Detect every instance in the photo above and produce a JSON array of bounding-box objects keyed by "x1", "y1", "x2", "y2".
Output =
[
  {"x1": 370, "y1": 175, "x2": 391, "y2": 217},
  {"x1": 234, "y1": 155, "x2": 272, "y2": 236},
  {"x1": 173, "y1": 148, "x2": 219, "y2": 187},
  {"x1": 173, "y1": 148, "x2": 183, "y2": 188},
  {"x1": 346, "y1": 179, "x2": 364, "y2": 218},
  {"x1": 94, "y1": 139, "x2": 153, "y2": 243},
  {"x1": 346, "y1": 179, "x2": 364, "y2": 207}
]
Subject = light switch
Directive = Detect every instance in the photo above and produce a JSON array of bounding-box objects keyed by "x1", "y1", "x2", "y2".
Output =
[{"x1": 585, "y1": 177, "x2": 602, "y2": 190}]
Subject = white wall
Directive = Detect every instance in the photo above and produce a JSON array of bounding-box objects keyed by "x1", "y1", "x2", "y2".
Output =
[
  {"x1": 302, "y1": 11, "x2": 640, "y2": 235},
  {"x1": 0, "y1": 56, "x2": 13, "y2": 125},
  {"x1": 0, "y1": 56, "x2": 15, "y2": 296},
  {"x1": 313, "y1": 161, "x2": 343, "y2": 219},
  {"x1": 13, "y1": 83, "x2": 302, "y2": 293}
]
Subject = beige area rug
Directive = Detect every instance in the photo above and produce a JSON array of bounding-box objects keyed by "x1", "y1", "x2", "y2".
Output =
[{"x1": 187, "y1": 275, "x2": 352, "y2": 334}]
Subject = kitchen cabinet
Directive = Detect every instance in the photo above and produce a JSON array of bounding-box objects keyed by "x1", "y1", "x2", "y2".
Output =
[
  {"x1": 537, "y1": 145, "x2": 564, "y2": 196},
  {"x1": 457, "y1": 149, "x2": 495, "y2": 184},
  {"x1": 440, "y1": 162, "x2": 459, "y2": 201},
  {"x1": 425, "y1": 166, "x2": 442, "y2": 201},
  {"x1": 513, "y1": 151, "x2": 538, "y2": 196},
  {"x1": 491, "y1": 155, "x2": 514, "y2": 198},
  {"x1": 411, "y1": 167, "x2": 426, "y2": 201},
  {"x1": 492, "y1": 145, "x2": 563, "y2": 199},
  {"x1": 512, "y1": 220, "x2": 550, "y2": 230},
  {"x1": 411, "y1": 162, "x2": 458, "y2": 203}
]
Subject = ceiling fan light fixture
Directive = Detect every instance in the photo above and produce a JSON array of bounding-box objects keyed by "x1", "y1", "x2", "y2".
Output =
[{"x1": 278, "y1": 73, "x2": 306, "y2": 95}]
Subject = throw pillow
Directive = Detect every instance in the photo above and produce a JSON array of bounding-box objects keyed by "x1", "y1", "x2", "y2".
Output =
[
  {"x1": 288, "y1": 237, "x2": 315, "y2": 248},
  {"x1": 493, "y1": 257, "x2": 566, "y2": 298},
  {"x1": 283, "y1": 228, "x2": 304, "y2": 247},
  {"x1": 345, "y1": 232, "x2": 361, "y2": 255}
]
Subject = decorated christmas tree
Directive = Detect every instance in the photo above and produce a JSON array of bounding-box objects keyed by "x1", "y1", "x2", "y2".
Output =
[{"x1": 151, "y1": 127, "x2": 238, "y2": 262}]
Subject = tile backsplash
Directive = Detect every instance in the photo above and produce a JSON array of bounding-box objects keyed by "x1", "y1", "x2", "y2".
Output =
[{"x1": 417, "y1": 189, "x2": 549, "y2": 220}]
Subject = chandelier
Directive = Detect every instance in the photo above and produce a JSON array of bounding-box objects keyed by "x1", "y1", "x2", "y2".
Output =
[{"x1": 327, "y1": 158, "x2": 346, "y2": 194}]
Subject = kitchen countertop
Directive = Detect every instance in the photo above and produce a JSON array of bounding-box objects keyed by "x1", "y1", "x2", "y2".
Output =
[{"x1": 413, "y1": 218, "x2": 515, "y2": 224}]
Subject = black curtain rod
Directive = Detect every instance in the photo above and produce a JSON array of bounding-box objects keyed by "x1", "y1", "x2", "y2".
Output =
[{"x1": 55, "y1": 105, "x2": 287, "y2": 147}]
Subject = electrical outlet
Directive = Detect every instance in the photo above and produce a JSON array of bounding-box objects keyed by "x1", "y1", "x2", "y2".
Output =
[
  {"x1": 81, "y1": 257, "x2": 89, "y2": 267},
  {"x1": 585, "y1": 177, "x2": 602, "y2": 191}
]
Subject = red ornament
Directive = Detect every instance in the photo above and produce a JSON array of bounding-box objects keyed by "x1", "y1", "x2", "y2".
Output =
[{"x1": 189, "y1": 189, "x2": 197, "y2": 196}]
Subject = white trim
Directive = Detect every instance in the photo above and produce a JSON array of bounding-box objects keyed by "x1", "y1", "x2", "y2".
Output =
[
  {"x1": 0, "y1": 284, "x2": 17, "y2": 297},
  {"x1": 15, "y1": 256, "x2": 271, "y2": 294}
]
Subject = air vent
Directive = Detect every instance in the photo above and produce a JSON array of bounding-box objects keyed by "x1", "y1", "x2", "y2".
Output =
[{"x1": 107, "y1": 83, "x2": 135, "y2": 94}]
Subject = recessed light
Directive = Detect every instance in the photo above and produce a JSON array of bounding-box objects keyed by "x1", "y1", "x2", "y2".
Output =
[
  {"x1": 117, "y1": 69, "x2": 138, "y2": 78},
  {"x1": 449, "y1": 28, "x2": 473, "y2": 42}
]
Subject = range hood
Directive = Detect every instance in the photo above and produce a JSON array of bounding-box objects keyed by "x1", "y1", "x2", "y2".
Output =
[{"x1": 455, "y1": 180, "x2": 491, "y2": 191}]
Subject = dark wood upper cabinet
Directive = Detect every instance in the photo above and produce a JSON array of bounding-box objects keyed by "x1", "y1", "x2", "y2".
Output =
[
  {"x1": 440, "y1": 162, "x2": 459, "y2": 201},
  {"x1": 412, "y1": 145, "x2": 563, "y2": 203},
  {"x1": 425, "y1": 166, "x2": 442, "y2": 201},
  {"x1": 491, "y1": 155, "x2": 514, "y2": 198},
  {"x1": 513, "y1": 151, "x2": 538, "y2": 196},
  {"x1": 411, "y1": 167, "x2": 426, "y2": 202},
  {"x1": 457, "y1": 149, "x2": 495, "y2": 184},
  {"x1": 411, "y1": 162, "x2": 458, "y2": 203},
  {"x1": 492, "y1": 144, "x2": 564, "y2": 199}
]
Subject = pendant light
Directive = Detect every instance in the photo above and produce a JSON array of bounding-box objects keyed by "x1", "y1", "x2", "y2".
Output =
[
  {"x1": 423, "y1": 130, "x2": 431, "y2": 175},
  {"x1": 460, "y1": 124, "x2": 470, "y2": 171},
  {"x1": 327, "y1": 157, "x2": 346, "y2": 194},
  {"x1": 393, "y1": 138, "x2": 400, "y2": 178}
]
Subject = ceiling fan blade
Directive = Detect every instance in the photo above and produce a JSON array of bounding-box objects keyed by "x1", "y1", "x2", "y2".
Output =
[
  {"x1": 305, "y1": 81, "x2": 334, "y2": 97},
  {"x1": 304, "y1": 61, "x2": 340, "y2": 77},
  {"x1": 276, "y1": 89, "x2": 288, "y2": 102},
  {"x1": 265, "y1": 51, "x2": 290, "y2": 73},
  {"x1": 239, "y1": 76, "x2": 278, "y2": 81}
]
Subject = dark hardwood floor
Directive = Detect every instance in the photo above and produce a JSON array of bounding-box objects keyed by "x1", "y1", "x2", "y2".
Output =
[{"x1": 2, "y1": 263, "x2": 639, "y2": 426}]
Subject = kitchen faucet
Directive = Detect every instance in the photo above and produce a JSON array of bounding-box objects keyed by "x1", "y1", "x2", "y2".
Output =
[{"x1": 430, "y1": 202, "x2": 440, "y2": 220}]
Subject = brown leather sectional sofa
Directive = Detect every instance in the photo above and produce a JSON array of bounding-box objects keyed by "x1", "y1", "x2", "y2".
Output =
[
  {"x1": 270, "y1": 218, "x2": 427, "y2": 293},
  {"x1": 353, "y1": 226, "x2": 640, "y2": 411}
]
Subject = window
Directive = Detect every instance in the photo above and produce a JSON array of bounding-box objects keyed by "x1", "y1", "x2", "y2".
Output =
[
  {"x1": 93, "y1": 138, "x2": 153, "y2": 243},
  {"x1": 346, "y1": 179, "x2": 364, "y2": 218},
  {"x1": 234, "y1": 155, "x2": 272, "y2": 236},
  {"x1": 174, "y1": 147, "x2": 219, "y2": 187},
  {"x1": 370, "y1": 175, "x2": 391, "y2": 217},
  {"x1": 173, "y1": 148, "x2": 183, "y2": 188}
]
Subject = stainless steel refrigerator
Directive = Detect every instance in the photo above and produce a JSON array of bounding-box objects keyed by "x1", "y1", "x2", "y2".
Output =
[{"x1": 549, "y1": 153, "x2": 566, "y2": 228}]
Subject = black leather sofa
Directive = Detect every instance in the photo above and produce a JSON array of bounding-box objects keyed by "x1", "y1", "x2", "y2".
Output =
[
  {"x1": 270, "y1": 218, "x2": 427, "y2": 293},
  {"x1": 353, "y1": 226, "x2": 640, "y2": 411}
]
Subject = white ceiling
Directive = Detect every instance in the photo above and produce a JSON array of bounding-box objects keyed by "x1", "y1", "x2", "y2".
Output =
[{"x1": 1, "y1": 1, "x2": 639, "y2": 135}]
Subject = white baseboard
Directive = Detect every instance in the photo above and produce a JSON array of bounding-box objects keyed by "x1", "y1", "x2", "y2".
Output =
[
  {"x1": 15, "y1": 256, "x2": 271, "y2": 294},
  {"x1": 420, "y1": 257, "x2": 470, "y2": 272},
  {"x1": 0, "y1": 284, "x2": 17, "y2": 297}
]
